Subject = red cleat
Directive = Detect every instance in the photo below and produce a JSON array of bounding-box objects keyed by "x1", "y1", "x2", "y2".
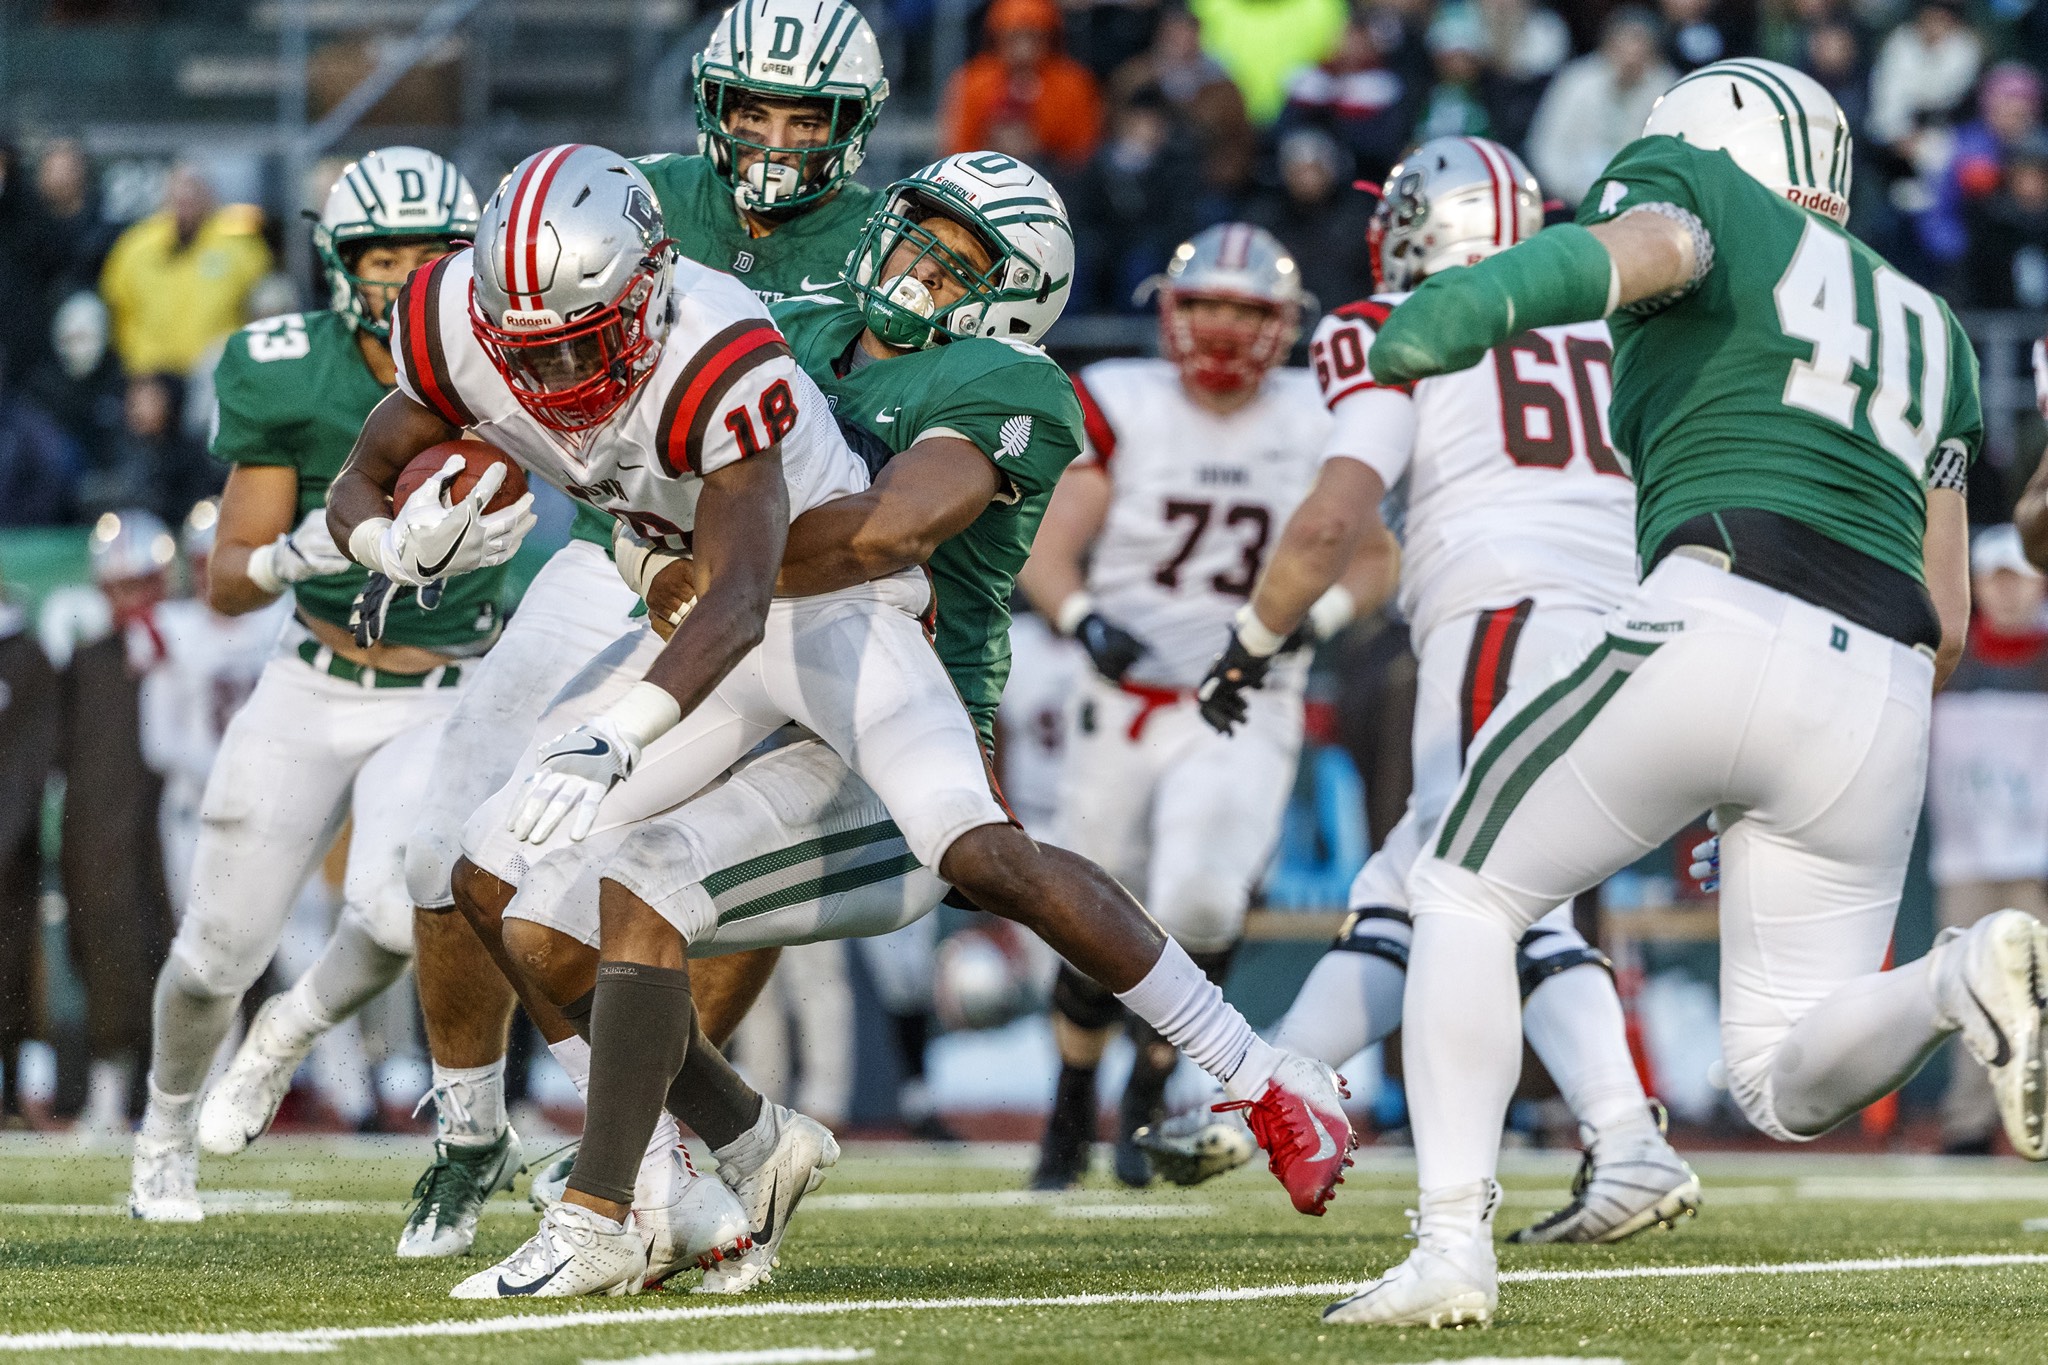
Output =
[{"x1": 1215, "y1": 1054, "x2": 1355, "y2": 1215}]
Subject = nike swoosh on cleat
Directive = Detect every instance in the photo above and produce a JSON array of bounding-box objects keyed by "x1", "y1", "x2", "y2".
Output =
[
  {"x1": 1302, "y1": 1103, "x2": 1338, "y2": 1163},
  {"x1": 755, "y1": 1172, "x2": 781, "y2": 1246},
  {"x1": 497, "y1": 1262, "x2": 565, "y2": 1296},
  {"x1": 1967, "y1": 983, "x2": 2014, "y2": 1067},
  {"x1": 418, "y1": 526, "x2": 470, "y2": 579}
]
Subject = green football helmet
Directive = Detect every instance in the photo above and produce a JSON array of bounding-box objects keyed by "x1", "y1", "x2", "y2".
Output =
[
  {"x1": 314, "y1": 146, "x2": 479, "y2": 339},
  {"x1": 694, "y1": 0, "x2": 890, "y2": 215},
  {"x1": 847, "y1": 152, "x2": 1074, "y2": 351}
]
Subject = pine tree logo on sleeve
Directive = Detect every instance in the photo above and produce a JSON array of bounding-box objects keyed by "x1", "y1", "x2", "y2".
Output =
[{"x1": 997, "y1": 415, "x2": 1033, "y2": 460}]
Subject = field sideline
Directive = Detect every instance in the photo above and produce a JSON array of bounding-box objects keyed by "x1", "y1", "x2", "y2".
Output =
[{"x1": 3, "y1": 1138, "x2": 2047, "y2": 1362}]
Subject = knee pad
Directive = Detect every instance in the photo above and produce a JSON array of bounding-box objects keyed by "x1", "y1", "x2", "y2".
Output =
[
  {"x1": 405, "y1": 825, "x2": 463, "y2": 912},
  {"x1": 1052, "y1": 963, "x2": 1124, "y2": 1031},
  {"x1": 1515, "y1": 925, "x2": 1612, "y2": 1001},
  {"x1": 162, "y1": 941, "x2": 247, "y2": 1003},
  {"x1": 340, "y1": 891, "x2": 416, "y2": 960},
  {"x1": 1723, "y1": 1051, "x2": 1806, "y2": 1144},
  {"x1": 1330, "y1": 907, "x2": 1412, "y2": 970},
  {"x1": 1151, "y1": 878, "x2": 1251, "y2": 958}
]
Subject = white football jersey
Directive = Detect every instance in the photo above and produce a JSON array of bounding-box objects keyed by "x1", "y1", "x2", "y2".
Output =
[
  {"x1": 393, "y1": 250, "x2": 864, "y2": 551},
  {"x1": 998, "y1": 610, "x2": 1084, "y2": 835},
  {"x1": 1308, "y1": 298, "x2": 1637, "y2": 642},
  {"x1": 140, "y1": 596, "x2": 287, "y2": 789},
  {"x1": 1073, "y1": 358, "x2": 1331, "y2": 690}
]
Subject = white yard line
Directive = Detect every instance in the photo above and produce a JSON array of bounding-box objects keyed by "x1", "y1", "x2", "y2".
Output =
[
  {"x1": 581, "y1": 1351, "x2": 873, "y2": 1365},
  {"x1": 3, "y1": 1253, "x2": 2045, "y2": 1353}
]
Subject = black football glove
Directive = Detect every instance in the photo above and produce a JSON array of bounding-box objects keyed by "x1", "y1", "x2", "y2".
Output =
[
  {"x1": 350, "y1": 574, "x2": 443, "y2": 648},
  {"x1": 1196, "y1": 630, "x2": 1274, "y2": 735},
  {"x1": 1075, "y1": 611, "x2": 1149, "y2": 682}
]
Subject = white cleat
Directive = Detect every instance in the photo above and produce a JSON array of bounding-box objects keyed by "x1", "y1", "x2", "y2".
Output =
[
  {"x1": 197, "y1": 995, "x2": 316, "y2": 1156},
  {"x1": 529, "y1": 1143, "x2": 576, "y2": 1211},
  {"x1": 1509, "y1": 1104, "x2": 1701, "y2": 1244},
  {"x1": 1324, "y1": 1178, "x2": 1500, "y2": 1328},
  {"x1": 698, "y1": 1105, "x2": 839, "y2": 1294},
  {"x1": 640, "y1": 1144, "x2": 755, "y2": 1288},
  {"x1": 1133, "y1": 1104, "x2": 1257, "y2": 1187},
  {"x1": 128, "y1": 1130, "x2": 203, "y2": 1223},
  {"x1": 448, "y1": 1201, "x2": 647, "y2": 1299},
  {"x1": 1938, "y1": 910, "x2": 2048, "y2": 1160}
]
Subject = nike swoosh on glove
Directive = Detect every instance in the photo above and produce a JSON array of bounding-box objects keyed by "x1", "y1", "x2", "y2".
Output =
[
  {"x1": 1075, "y1": 611, "x2": 1148, "y2": 682},
  {"x1": 509, "y1": 717, "x2": 639, "y2": 844},
  {"x1": 1196, "y1": 629, "x2": 1273, "y2": 735},
  {"x1": 377, "y1": 458, "x2": 537, "y2": 586}
]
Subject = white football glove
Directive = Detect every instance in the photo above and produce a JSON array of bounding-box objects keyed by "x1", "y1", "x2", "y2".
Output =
[
  {"x1": 509, "y1": 717, "x2": 638, "y2": 845},
  {"x1": 2034, "y1": 338, "x2": 2048, "y2": 422},
  {"x1": 351, "y1": 456, "x2": 536, "y2": 588},
  {"x1": 246, "y1": 507, "x2": 355, "y2": 593},
  {"x1": 1687, "y1": 812, "x2": 1722, "y2": 892}
]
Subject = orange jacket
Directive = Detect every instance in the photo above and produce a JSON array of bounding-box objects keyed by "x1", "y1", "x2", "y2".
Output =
[{"x1": 941, "y1": 54, "x2": 1105, "y2": 168}]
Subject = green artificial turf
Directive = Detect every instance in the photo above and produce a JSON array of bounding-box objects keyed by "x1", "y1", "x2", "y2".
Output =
[{"x1": 2, "y1": 1137, "x2": 2046, "y2": 1363}]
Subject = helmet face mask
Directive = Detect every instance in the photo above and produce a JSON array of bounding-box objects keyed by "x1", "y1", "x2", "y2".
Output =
[
  {"x1": 695, "y1": 0, "x2": 890, "y2": 215},
  {"x1": 1369, "y1": 137, "x2": 1542, "y2": 292},
  {"x1": 1146, "y1": 223, "x2": 1305, "y2": 394},
  {"x1": 315, "y1": 147, "x2": 480, "y2": 340},
  {"x1": 849, "y1": 153, "x2": 1074, "y2": 351}
]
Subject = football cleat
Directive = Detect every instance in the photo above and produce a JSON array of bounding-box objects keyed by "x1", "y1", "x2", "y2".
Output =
[
  {"x1": 1029, "y1": 1065, "x2": 1096, "y2": 1191},
  {"x1": 1937, "y1": 910, "x2": 2048, "y2": 1160},
  {"x1": 698, "y1": 1105, "x2": 839, "y2": 1294},
  {"x1": 395, "y1": 1128, "x2": 525, "y2": 1258},
  {"x1": 529, "y1": 1143, "x2": 576, "y2": 1211},
  {"x1": 1509, "y1": 1102, "x2": 1701, "y2": 1244},
  {"x1": 1133, "y1": 1103, "x2": 1257, "y2": 1187},
  {"x1": 1215, "y1": 1053, "x2": 1355, "y2": 1215},
  {"x1": 637, "y1": 1143, "x2": 755, "y2": 1288},
  {"x1": 449, "y1": 1200, "x2": 647, "y2": 1299},
  {"x1": 128, "y1": 1129, "x2": 203, "y2": 1223},
  {"x1": 197, "y1": 994, "x2": 316, "y2": 1156},
  {"x1": 1324, "y1": 1179, "x2": 1500, "y2": 1328}
]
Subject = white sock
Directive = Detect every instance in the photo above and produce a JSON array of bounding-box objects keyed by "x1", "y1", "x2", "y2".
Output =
[
  {"x1": 302, "y1": 917, "x2": 410, "y2": 1026},
  {"x1": 1523, "y1": 965, "x2": 1657, "y2": 1144},
  {"x1": 1404, "y1": 913, "x2": 1522, "y2": 1191},
  {"x1": 270, "y1": 976, "x2": 337, "y2": 1053},
  {"x1": 140, "y1": 1076, "x2": 199, "y2": 1140},
  {"x1": 645, "y1": 1109, "x2": 681, "y2": 1166},
  {"x1": 1115, "y1": 939, "x2": 1280, "y2": 1101},
  {"x1": 1768, "y1": 955, "x2": 1948, "y2": 1137},
  {"x1": 1269, "y1": 949, "x2": 1407, "y2": 1064},
  {"x1": 430, "y1": 1060, "x2": 507, "y2": 1147},
  {"x1": 550, "y1": 1035, "x2": 593, "y2": 1099},
  {"x1": 1415, "y1": 1177, "x2": 1501, "y2": 1251},
  {"x1": 712, "y1": 1096, "x2": 780, "y2": 1172}
]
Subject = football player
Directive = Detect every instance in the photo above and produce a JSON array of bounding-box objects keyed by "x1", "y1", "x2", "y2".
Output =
[
  {"x1": 1155, "y1": 138, "x2": 1699, "y2": 1243},
  {"x1": 126, "y1": 148, "x2": 516, "y2": 1222},
  {"x1": 1017, "y1": 224, "x2": 1394, "y2": 1189},
  {"x1": 327, "y1": 146, "x2": 1353, "y2": 1298},
  {"x1": 391, "y1": 0, "x2": 892, "y2": 1261},
  {"x1": 1292, "y1": 61, "x2": 2039, "y2": 1328}
]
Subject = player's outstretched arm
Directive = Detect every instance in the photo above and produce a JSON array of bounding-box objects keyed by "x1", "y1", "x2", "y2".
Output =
[
  {"x1": 1924, "y1": 485, "x2": 1970, "y2": 691},
  {"x1": 210, "y1": 464, "x2": 304, "y2": 616},
  {"x1": 774, "y1": 436, "x2": 1001, "y2": 597},
  {"x1": 644, "y1": 452, "x2": 790, "y2": 716},
  {"x1": 1369, "y1": 213, "x2": 1697, "y2": 387},
  {"x1": 327, "y1": 389, "x2": 459, "y2": 551}
]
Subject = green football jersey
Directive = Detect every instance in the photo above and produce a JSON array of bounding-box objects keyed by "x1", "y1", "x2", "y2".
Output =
[
  {"x1": 210, "y1": 310, "x2": 505, "y2": 652},
  {"x1": 566, "y1": 154, "x2": 882, "y2": 549},
  {"x1": 772, "y1": 297, "x2": 1085, "y2": 742},
  {"x1": 1576, "y1": 136, "x2": 1982, "y2": 583}
]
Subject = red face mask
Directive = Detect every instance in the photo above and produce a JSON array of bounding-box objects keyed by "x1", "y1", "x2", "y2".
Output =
[
  {"x1": 471, "y1": 264, "x2": 665, "y2": 432},
  {"x1": 1158, "y1": 289, "x2": 1294, "y2": 394}
]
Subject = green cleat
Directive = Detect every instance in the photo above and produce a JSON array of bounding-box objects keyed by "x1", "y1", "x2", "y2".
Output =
[{"x1": 395, "y1": 1128, "x2": 524, "y2": 1258}]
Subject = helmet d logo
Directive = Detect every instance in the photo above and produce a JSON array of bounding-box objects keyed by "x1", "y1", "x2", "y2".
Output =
[
  {"x1": 396, "y1": 169, "x2": 428, "y2": 204},
  {"x1": 768, "y1": 17, "x2": 803, "y2": 60}
]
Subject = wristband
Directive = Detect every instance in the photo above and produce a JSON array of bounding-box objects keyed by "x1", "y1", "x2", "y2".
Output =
[
  {"x1": 1233, "y1": 604, "x2": 1290, "y2": 658},
  {"x1": 349, "y1": 517, "x2": 393, "y2": 571},
  {"x1": 1307, "y1": 585, "x2": 1357, "y2": 640},
  {"x1": 1055, "y1": 592, "x2": 1097, "y2": 638},
  {"x1": 613, "y1": 529, "x2": 686, "y2": 601},
  {"x1": 603, "y1": 680, "x2": 683, "y2": 750},
  {"x1": 245, "y1": 541, "x2": 285, "y2": 595}
]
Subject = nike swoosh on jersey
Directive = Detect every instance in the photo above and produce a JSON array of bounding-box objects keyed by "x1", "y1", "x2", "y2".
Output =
[
  {"x1": 497, "y1": 1261, "x2": 565, "y2": 1296},
  {"x1": 875, "y1": 410, "x2": 898, "y2": 423},
  {"x1": 799, "y1": 275, "x2": 840, "y2": 293},
  {"x1": 417, "y1": 525, "x2": 470, "y2": 579},
  {"x1": 1967, "y1": 984, "x2": 2014, "y2": 1068}
]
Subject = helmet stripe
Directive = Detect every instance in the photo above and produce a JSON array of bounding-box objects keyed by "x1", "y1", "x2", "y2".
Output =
[
  {"x1": 809, "y1": 2, "x2": 848, "y2": 80},
  {"x1": 1464, "y1": 137, "x2": 1512, "y2": 248},
  {"x1": 1723, "y1": 60, "x2": 1817, "y2": 188},
  {"x1": 1666, "y1": 67, "x2": 1803, "y2": 190},
  {"x1": 505, "y1": 144, "x2": 580, "y2": 310}
]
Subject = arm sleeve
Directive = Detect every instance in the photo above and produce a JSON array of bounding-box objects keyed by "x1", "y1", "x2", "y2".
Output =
[
  {"x1": 1309, "y1": 306, "x2": 1418, "y2": 487},
  {"x1": 652, "y1": 324, "x2": 799, "y2": 477},
  {"x1": 914, "y1": 356, "x2": 1085, "y2": 502}
]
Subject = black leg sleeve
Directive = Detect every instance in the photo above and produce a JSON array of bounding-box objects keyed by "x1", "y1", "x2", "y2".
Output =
[
  {"x1": 664, "y1": 1007, "x2": 765, "y2": 1150},
  {"x1": 565, "y1": 964, "x2": 694, "y2": 1207}
]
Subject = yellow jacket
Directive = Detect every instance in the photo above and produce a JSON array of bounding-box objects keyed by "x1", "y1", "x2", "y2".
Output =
[{"x1": 99, "y1": 204, "x2": 274, "y2": 377}]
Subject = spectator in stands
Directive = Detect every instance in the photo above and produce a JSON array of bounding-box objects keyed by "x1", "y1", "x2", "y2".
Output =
[
  {"x1": 99, "y1": 164, "x2": 270, "y2": 386},
  {"x1": 1069, "y1": 86, "x2": 1204, "y2": 311},
  {"x1": 1247, "y1": 127, "x2": 1374, "y2": 310},
  {"x1": 940, "y1": 0, "x2": 1106, "y2": 169},
  {"x1": 1110, "y1": 6, "x2": 1255, "y2": 203},
  {"x1": 1921, "y1": 62, "x2": 2042, "y2": 270},
  {"x1": 1925, "y1": 525, "x2": 2048, "y2": 1154},
  {"x1": 0, "y1": 570, "x2": 59, "y2": 1125},
  {"x1": 1412, "y1": 7, "x2": 1497, "y2": 143},
  {"x1": 1960, "y1": 132, "x2": 2048, "y2": 309},
  {"x1": 1272, "y1": 13, "x2": 1415, "y2": 189},
  {"x1": 1658, "y1": 0, "x2": 1751, "y2": 74},
  {"x1": 34, "y1": 140, "x2": 117, "y2": 302},
  {"x1": 1525, "y1": 7, "x2": 1675, "y2": 207},
  {"x1": 1476, "y1": 0, "x2": 1571, "y2": 149},
  {"x1": 23, "y1": 291, "x2": 126, "y2": 512},
  {"x1": 0, "y1": 139, "x2": 64, "y2": 391},
  {"x1": 0, "y1": 344, "x2": 80, "y2": 527},
  {"x1": 1190, "y1": 0, "x2": 1348, "y2": 126},
  {"x1": 1063, "y1": 0, "x2": 1166, "y2": 81},
  {"x1": 1867, "y1": 0, "x2": 1983, "y2": 209}
]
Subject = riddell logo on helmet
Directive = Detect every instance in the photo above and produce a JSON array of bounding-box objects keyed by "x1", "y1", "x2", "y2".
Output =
[
  {"x1": 1786, "y1": 186, "x2": 1847, "y2": 219},
  {"x1": 498, "y1": 309, "x2": 563, "y2": 330}
]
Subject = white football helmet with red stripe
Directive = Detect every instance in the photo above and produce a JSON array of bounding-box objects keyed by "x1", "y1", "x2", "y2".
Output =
[
  {"x1": 1144, "y1": 222, "x2": 1306, "y2": 395},
  {"x1": 1370, "y1": 136, "x2": 1541, "y2": 292},
  {"x1": 469, "y1": 144, "x2": 678, "y2": 432}
]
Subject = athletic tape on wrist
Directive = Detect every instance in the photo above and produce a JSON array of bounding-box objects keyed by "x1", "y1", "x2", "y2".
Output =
[
  {"x1": 348, "y1": 517, "x2": 393, "y2": 571},
  {"x1": 245, "y1": 541, "x2": 285, "y2": 595},
  {"x1": 603, "y1": 680, "x2": 683, "y2": 750},
  {"x1": 1307, "y1": 585, "x2": 1356, "y2": 640},
  {"x1": 1056, "y1": 592, "x2": 1097, "y2": 638},
  {"x1": 1233, "y1": 605, "x2": 1289, "y2": 658}
]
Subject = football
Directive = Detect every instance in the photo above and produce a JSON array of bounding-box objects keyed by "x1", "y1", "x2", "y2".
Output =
[{"x1": 391, "y1": 439, "x2": 527, "y2": 515}]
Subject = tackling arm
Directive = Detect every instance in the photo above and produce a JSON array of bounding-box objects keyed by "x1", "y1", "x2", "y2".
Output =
[
  {"x1": 1924, "y1": 485, "x2": 1970, "y2": 691},
  {"x1": 773, "y1": 436, "x2": 1002, "y2": 596}
]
